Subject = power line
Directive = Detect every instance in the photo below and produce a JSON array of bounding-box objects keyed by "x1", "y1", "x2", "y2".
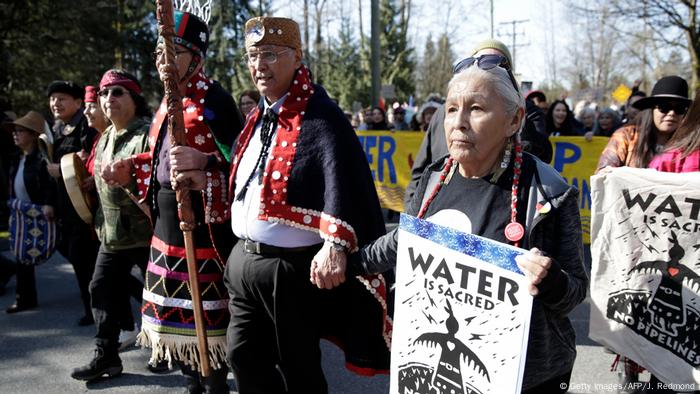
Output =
[{"x1": 498, "y1": 19, "x2": 529, "y2": 73}]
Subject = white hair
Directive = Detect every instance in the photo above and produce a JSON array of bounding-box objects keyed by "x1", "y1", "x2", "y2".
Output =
[
  {"x1": 448, "y1": 65, "x2": 525, "y2": 123},
  {"x1": 576, "y1": 107, "x2": 596, "y2": 121}
]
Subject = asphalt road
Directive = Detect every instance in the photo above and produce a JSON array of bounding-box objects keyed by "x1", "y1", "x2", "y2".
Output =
[{"x1": 0, "y1": 244, "x2": 638, "y2": 394}]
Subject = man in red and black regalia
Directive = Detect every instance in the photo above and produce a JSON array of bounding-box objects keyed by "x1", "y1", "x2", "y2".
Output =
[
  {"x1": 223, "y1": 16, "x2": 392, "y2": 393},
  {"x1": 102, "y1": 10, "x2": 242, "y2": 393}
]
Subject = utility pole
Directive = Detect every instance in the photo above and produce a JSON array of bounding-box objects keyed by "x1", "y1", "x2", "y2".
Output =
[
  {"x1": 499, "y1": 19, "x2": 528, "y2": 72},
  {"x1": 371, "y1": 0, "x2": 381, "y2": 106},
  {"x1": 490, "y1": 0, "x2": 494, "y2": 38}
]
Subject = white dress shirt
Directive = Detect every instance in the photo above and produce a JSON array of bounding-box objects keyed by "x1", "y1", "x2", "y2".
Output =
[{"x1": 230, "y1": 94, "x2": 323, "y2": 247}]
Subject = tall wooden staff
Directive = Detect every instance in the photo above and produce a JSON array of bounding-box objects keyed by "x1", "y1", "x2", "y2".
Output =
[{"x1": 155, "y1": 0, "x2": 212, "y2": 377}]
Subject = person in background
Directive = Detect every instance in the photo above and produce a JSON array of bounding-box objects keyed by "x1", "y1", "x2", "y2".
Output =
[
  {"x1": 70, "y1": 70, "x2": 153, "y2": 382},
  {"x1": 597, "y1": 76, "x2": 690, "y2": 172},
  {"x1": 238, "y1": 89, "x2": 261, "y2": 118},
  {"x1": 390, "y1": 106, "x2": 409, "y2": 131},
  {"x1": 6, "y1": 111, "x2": 56, "y2": 313},
  {"x1": 649, "y1": 89, "x2": 700, "y2": 173},
  {"x1": 81, "y1": 85, "x2": 108, "y2": 190},
  {"x1": 45, "y1": 80, "x2": 99, "y2": 326},
  {"x1": 358, "y1": 107, "x2": 373, "y2": 130},
  {"x1": 593, "y1": 108, "x2": 621, "y2": 137},
  {"x1": 368, "y1": 106, "x2": 389, "y2": 130},
  {"x1": 622, "y1": 90, "x2": 646, "y2": 126},
  {"x1": 594, "y1": 76, "x2": 691, "y2": 392},
  {"x1": 526, "y1": 90, "x2": 549, "y2": 112},
  {"x1": 0, "y1": 109, "x2": 18, "y2": 296},
  {"x1": 546, "y1": 100, "x2": 583, "y2": 136},
  {"x1": 577, "y1": 107, "x2": 596, "y2": 133},
  {"x1": 417, "y1": 101, "x2": 440, "y2": 131}
]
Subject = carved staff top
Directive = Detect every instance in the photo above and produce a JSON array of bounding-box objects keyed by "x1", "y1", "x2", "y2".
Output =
[{"x1": 156, "y1": 0, "x2": 196, "y2": 232}]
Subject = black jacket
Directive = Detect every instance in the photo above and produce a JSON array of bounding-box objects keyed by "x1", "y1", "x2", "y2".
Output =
[
  {"x1": 9, "y1": 148, "x2": 56, "y2": 206},
  {"x1": 51, "y1": 112, "x2": 96, "y2": 225}
]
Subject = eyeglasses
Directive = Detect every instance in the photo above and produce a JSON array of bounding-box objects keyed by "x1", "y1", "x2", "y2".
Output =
[
  {"x1": 152, "y1": 49, "x2": 191, "y2": 62},
  {"x1": 452, "y1": 54, "x2": 520, "y2": 93},
  {"x1": 244, "y1": 49, "x2": 292, "y2": 65},
  {"x1": 98, "y1": 87, "x2": 126, "y2": 98},
  {"x1": 655, "y1": 102, "x2": 689, "y2": 115}
]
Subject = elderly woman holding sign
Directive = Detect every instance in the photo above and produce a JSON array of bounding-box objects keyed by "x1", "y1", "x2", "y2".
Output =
[{"x1": 311, "y1": 54, "x2": 588, "y2": 393}]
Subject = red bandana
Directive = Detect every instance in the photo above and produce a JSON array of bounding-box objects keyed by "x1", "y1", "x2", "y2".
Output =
[
  {"x1": 99, "y1": 71, "x2": 142, "y2": 95},
  {"x1": 84, "y1": 85, "x2": 98, "y2": 103}
]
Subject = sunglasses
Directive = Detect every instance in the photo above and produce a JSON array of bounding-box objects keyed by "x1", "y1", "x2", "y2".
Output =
[
  {"x1": 98, "y1": 87, "x2": 126, "y2": 98},
  {"x1": 452, "y1": 54, "x2": 520, "y2": 93},
  {"x1": 655, "y1": 102, "x2": 689, "y2": 115}
]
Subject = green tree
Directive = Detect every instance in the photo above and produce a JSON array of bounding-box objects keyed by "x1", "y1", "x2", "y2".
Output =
[
  {"x1": 207, "y1": 0, "x2": 262, "y2": 98},
  {"x1": 0, "y1": 0, "x2": 158, "y2": 113},
  {"x1": 316, "y1": 16, "x2": 369, "y2": 111},
  {"x1": 377, "y1": 0, "x2": 416, "y2": 102},
  {"x1": 416, "y1": 33, "x2": 453, "y2": 101},
  {"x1": 0, "y1": 0, "x2": 263, "y2": 115}
]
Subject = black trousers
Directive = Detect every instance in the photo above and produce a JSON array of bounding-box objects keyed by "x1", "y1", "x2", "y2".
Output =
[
  {"x1": 224, "y1": 241, "x2": 327, "y2": 394},
  {"x1": 89, "y1": 245, "x2": 148, "y2": 351},
  {"x1": 58, "y1": 220, "x2": 99, "y2": 318},
  {"x1": 14, "y1": 263, "x2": 37, "y2": 306}
]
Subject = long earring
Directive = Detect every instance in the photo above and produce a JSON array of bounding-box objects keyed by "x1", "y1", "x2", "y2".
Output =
[{"x1": 501, "y1": 139, "x2": 513, "y2": 169}]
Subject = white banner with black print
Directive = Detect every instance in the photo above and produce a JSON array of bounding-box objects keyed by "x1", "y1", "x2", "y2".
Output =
[
  {"x1": 590, "y1": 167, "x2": 700, "y2": 385},
  {"x1": 391, "y1": 214, "x2": 532, "y2": 394}
]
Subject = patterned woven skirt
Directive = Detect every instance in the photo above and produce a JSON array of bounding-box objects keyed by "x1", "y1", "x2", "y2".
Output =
[
  {"x1": 138, "y1": 187, "x2": 229, "y2": 371},
  {"x1": 7, "y1": 198, "x2": 57, "y2": 265}
]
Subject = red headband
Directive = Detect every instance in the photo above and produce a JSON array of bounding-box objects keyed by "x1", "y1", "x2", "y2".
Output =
[
  {"x1": 84, "y1": 85, "x2": 98, "y2": 103},
  {"x1": 99, "y1": 71, "x2": 142, "y2": 95}
]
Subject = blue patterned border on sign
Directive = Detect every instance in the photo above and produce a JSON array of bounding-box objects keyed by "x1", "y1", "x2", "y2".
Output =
[{"x1": 399, "y1": 213, "x2": 524, "y2": 275}]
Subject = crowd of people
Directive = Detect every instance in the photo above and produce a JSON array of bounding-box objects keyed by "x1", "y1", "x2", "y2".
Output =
[{"x1": 0, "y1": 10, "x2": 699, "y2": 394}]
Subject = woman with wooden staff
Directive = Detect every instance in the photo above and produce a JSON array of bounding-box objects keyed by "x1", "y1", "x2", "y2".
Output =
[
  {"x1": 71, "y1": 69, "x2": 152, "y2": 382},
  {"x1": 103, "y1": 9, "x2": 242, "y2": 393}
]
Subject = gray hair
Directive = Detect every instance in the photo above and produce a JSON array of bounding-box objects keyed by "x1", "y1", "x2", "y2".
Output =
[
  {"x1": 577, "y1": 107, "x2": 596, "y2": 121},
  {"x1": 447, "y1": 65, "x2": 525, "y2": 124}
]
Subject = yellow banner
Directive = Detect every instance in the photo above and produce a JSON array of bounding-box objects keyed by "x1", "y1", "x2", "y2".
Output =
[
  {"x1": 550, "y1": 137, "x2": 608, "y2": 243},
  {"x1": 357, "y1": 131, "x2": 424, "y2": 212},
  {"x1": 357, "y1": 131, "x2": 608, "y2": 244}
]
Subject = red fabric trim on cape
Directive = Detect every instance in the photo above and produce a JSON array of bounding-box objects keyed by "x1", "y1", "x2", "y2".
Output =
[{"x1": 132, "y1": 73, "x2": 229, "y2": 224}]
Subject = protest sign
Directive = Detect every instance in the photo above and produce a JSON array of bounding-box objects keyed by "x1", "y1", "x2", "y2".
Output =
[
  {"x1": 392, "y1": 214, "x2": 532, "y2": 394},
  {"x1": 589, "y1": 167, "x2": 700, "y2": 385}
]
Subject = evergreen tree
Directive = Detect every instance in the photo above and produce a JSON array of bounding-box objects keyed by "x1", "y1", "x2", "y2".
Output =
[
  {"x1": 377, "y1": 0, "x2": 415, "y2": 102},
  {"x1": 416, "y1": 33, "x2": 453, "y2": 101},
  {"x1": 316, "y1": 16, "x2": 369, "y2": 111},
  {"x1": 207, "y1": 0, "x2": 260, "y2": 99},
  {"x1": 0, "y1": 0, "x2": 264, "y2": 114}
]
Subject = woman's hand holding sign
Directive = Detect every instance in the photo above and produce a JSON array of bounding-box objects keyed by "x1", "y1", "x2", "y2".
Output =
[{"x1": 515, "y1": 248, "x2": 553, "y2": 296}]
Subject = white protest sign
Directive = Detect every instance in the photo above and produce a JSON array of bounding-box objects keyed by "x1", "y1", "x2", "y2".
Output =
[
  {"x1": 391, "y1": 214, "x2": 533, "y2": 394},
  {"x1": 589, "y1": 167, "x2": 700, "y2": 385}
]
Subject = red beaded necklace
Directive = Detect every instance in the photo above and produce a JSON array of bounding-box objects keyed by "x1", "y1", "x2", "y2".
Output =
[{"x1": 417, "y1": 140, "x2": 525, "y2": 247}]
